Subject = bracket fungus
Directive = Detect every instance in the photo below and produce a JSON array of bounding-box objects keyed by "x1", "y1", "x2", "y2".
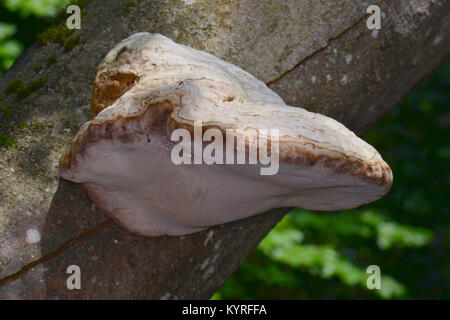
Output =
[{"x1": 60, "y1": 33, "x2": 393, "y2": 236}]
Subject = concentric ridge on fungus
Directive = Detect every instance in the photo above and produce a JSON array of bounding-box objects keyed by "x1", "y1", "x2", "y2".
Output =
[{"x1": 60, "y1": 33, "x2": 393, "y2": 237}]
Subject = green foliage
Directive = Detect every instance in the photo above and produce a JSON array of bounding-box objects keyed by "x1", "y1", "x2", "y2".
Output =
[
  {"x1": 0, "y1": 23, "x2": 23, "y2": 71},
  {"x1": 0, "y1": 0, "x2": 68, "y2": 73},
  {"x1": 3, "y1": 0, "x2": 69, "y2": 17},
  {"x1": 216, "y1": 63, "x2": 449, "y2": 299}
]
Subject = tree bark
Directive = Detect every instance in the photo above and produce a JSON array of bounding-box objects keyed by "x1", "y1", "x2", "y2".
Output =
[{"x1": 0, "y1": 0, "x2": 448, "y2": 299}]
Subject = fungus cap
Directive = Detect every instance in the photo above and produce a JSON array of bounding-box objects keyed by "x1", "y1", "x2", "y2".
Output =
[{"x1": 60, "y1": 33, "x2": 392, "y2": 236}]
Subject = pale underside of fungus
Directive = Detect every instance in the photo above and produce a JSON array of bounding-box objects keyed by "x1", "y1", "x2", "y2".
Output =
[{"x1": 60, "y1": 33, "x2": 393, "y2": 237}]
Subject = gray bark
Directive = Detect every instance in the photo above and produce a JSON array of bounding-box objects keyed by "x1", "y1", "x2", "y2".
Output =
[{"x1": 0, "y1": 0, "x2": 448, "y2": 299}]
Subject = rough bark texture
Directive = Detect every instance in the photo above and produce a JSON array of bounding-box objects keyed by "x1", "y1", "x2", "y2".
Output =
[{"x1": 0, "y1": 0, "x2": 448, "y2": 299}]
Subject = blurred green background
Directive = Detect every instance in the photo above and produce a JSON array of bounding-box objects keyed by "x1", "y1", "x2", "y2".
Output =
[{"x1": 1, "y1": 0, "x2": 448, "y2": 299}]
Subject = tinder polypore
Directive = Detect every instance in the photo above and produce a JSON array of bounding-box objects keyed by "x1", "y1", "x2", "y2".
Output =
[{"x1": 60, "y1": 33, "x2": 392, "y2": 236}]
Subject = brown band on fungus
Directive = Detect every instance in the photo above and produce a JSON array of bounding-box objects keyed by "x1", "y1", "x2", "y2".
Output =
[
  {"x1": 60, "y1": 94, "x2": 181, "y2": 175},
  {"x1": 91, "y1": 71, "x2": 139, "y2": 118},
  {"x1": 66, "y1": 89, "x2": 392, "y2": 193},
  {"x1": 167, "y1": 120, "x2": 392, "y2": 190}
]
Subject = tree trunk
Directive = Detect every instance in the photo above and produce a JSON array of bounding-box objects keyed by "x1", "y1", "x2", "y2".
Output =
[{"x1": 0, "y1": 0, "x2": 448, "y2": 299}]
